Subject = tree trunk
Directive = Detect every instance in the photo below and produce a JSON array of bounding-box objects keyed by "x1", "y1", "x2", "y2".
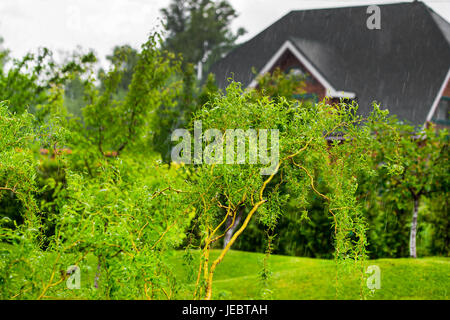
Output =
[
  {"x1": 94, "y1": 256, "x2": 102, "y2": 288},
  {"x1": 223, "y1": 209, "x2": 243, "y2": 249},
  {"x1": 409, "y1": 197, "x2": 420, "y2": 258}
]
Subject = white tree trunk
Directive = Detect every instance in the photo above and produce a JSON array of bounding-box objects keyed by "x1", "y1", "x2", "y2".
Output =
[
  {"x1": 409, "y1": 197, "x2": 419, "y2": 258},
  {"x1": 223, "y1": 211, "x2": 243, "y2": 249}
]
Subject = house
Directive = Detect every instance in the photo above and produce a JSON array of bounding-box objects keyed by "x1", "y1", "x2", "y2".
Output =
[{"x1": 208, "y1": 1, "x2": 450, "y2": 128}]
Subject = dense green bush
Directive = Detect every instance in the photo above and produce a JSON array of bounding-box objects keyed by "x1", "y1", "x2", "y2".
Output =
[{"x1": 0, "y1": 34, "x2": 196, "y2": 299}]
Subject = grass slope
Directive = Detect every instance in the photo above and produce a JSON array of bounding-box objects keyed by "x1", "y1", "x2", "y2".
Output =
[
  {"x1": 2, "y1": 243, "x2": 448, "y2": 299},
  {"x1": 171, "y1": 250, "x2": 450, "y2": 300}
]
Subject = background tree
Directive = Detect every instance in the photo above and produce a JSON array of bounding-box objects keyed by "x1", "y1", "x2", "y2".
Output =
[
  {"x1": 80, "y1": 34, "x2": 180, "y2": 160},
  {"x1": 98, "y1": 45, "x2": 139, "y2": 94},
  {"x1": 0, "y1": 37, "x2": 9, "y2": 71},
  {"x1": 366, "y1": 121, "x2": 449, "y2": 258},
  {"x1": 153, "y1": 64, "x2": 219, "y2": 163},
  {"x1": 161, "y1": 0, "x2": 246, "y2": 78},
  {"x1": 0, "y1": 45, "x2": 96, "y2": 115},
  {"x1": 425, "y1": 192, "x2": 450, "y2": 256}
]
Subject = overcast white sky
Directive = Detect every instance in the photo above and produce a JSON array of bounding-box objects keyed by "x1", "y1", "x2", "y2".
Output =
[{"x1": 1, "y1": 0, "x2": 449, "y2": 66}]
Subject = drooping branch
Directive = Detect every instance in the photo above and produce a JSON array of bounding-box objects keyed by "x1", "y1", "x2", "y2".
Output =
[{"x1": 204, "y1": 162, "x2": 280, "y2": 300}]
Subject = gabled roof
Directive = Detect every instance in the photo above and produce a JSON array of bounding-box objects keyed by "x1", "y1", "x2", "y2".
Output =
[
  {"x1": 429, "y1": 9, "x2": 450, "y2": 45},
  {"x1": 208, "y1": 2, "x2": 450, "y2": 125}
]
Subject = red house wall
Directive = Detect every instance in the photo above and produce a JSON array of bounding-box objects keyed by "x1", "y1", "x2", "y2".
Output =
[
  {"x1": 268, "y1": 50, "x2": 327, "y2": 100},
  {"x1": 442, "y1": 78, "x2": 450, "y2": 97}
]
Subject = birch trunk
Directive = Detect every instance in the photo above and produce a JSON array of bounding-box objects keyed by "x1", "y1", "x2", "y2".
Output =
[
  {"x1": 223, "y1": 210, "x2": 243, "y2": 249},
  {"x1": 409, "y1": 197, "x2": 419, "y2": 258}
]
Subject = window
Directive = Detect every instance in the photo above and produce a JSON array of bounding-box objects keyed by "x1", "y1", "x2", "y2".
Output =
[{"x1": 433, "y1": 96, "x2": 450, "y2": 124}]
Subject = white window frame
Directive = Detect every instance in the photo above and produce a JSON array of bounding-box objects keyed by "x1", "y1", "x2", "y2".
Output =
[{"x1": 426, "y1": 68, "x2": 450, "y2": 123}]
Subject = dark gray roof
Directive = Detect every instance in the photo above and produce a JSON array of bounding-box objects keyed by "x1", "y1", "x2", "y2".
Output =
[
  {"x1": 208, "y1": 2, "x2": 450, "y2": 125},
  {"x1": 430, "y1": 9, "x2": 450, "y2": 45}
]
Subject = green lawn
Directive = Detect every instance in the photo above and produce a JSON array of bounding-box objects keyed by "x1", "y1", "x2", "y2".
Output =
[
  {"x1": 170, "y1": 250, "x2": 450, "y2": 300},
  {"x1": 2, "y1": 243, "x2": 448, "y2": 299}
]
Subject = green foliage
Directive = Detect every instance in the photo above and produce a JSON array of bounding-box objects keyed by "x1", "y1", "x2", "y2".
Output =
[
  {"x1": 0, "y1": 102, "x2": 38, "y2": 227},
  {"x1": 161, "y1": 0, "x2": 246, "y2": 74},
  {"x1": 0, "y1": 34, "x2": 195, "y2": 300},
  {"x1": 153, "y1": 64, "x2": 220, "y2": 163},
  {"x1": 100, "y1": 45, "x2": 139, "y2": 93},
  {"x1": 0, "y1": 30, "x2": 448, "y2": 301},
  {"x1": 0, "y1": 158, "x2": 193, "y2": 299},
  {"x1": 358, "y1": 118, "x2": 449, "y2": 258},
  {"x1": 79, "y1": 34, "x2": 180, "y2": 159},
  {"x1": 0, "y1": 48, "x2": 96, "y2": 114},
  {"x1": 0, "y1": 37, "x2": 10, "y2": 72},
  {"x1": 186, "y1": 83, "x2": 397, "y2": 298},
  {"x1": 0, "y1": 103, "x2": 194, "y2": 300},
  {"x1": 424, "y1": 193, "x2": 450, "y2": 256},
  {"x1": 252, "y1": 68, "x2": 307, "y2": 103}
]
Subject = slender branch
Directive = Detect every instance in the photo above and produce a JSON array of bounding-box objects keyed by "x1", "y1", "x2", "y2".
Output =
[
  {"x1": 283, "y1": 138, "x2": 313, "y2": 160},
  {"x1": 151, "y1": 220, "x2": 177, "y2": 250},
  {"x1": 204, "y1": 162, "x2": 280, "y2": 300},
  {"x1": 0, "y1": 187, "x2": 16, "y2": 193}
]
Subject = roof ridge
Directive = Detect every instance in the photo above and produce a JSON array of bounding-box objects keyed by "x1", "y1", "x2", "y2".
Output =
[
  {"x1": 418, "y1": 0, "x2": 450, "y2": 22},
  {"x1": 235, "y1": 2, "x2": 423, "y2": 48},
  {"x1": 420, "y1": 2, "x2": 450, "y2": 48},
  {"x1": 287, "y1": 1, "x2": 413, "y2": 14}
]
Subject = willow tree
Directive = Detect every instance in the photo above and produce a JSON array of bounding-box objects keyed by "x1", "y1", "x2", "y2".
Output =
[{"x1": 180, "y1": 83, "x2": 397, "y2": 299}]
